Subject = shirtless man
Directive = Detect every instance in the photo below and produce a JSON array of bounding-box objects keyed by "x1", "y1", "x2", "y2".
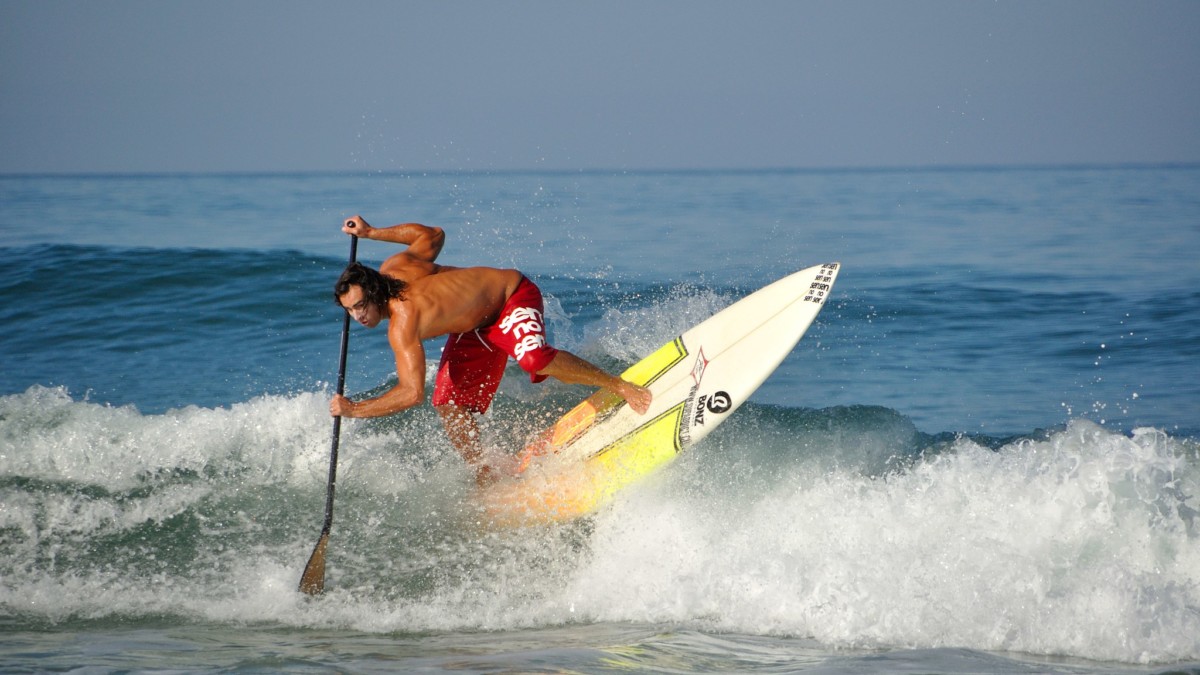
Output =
[{"x1": 329, "y1": 216, "x2": 652, "y2": 478}]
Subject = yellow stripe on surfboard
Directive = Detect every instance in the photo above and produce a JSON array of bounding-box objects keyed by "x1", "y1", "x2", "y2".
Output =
[
  {"x1": 622, "y1": 336, "x2": 688, "y2": 387},
  {"x1": 484, "y1": 339, "x2": 691, "y2": 525},
  {"x1": 482, "y1": 401, "x2": 688, "y2": 525},
  {"x1": 547, "y1": 337, "x2": 687, "y2": 450}
]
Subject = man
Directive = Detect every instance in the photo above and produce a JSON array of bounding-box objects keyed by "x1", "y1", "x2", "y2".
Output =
[{"x1": 329, "y1": 215, "x2": 652, "y2": 480}]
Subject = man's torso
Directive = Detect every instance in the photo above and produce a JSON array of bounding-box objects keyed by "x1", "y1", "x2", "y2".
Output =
[{"x1": 391, "y1": 266, "x2": 524, "y2": 338}]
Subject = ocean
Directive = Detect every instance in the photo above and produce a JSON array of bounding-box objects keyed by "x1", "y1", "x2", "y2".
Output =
[{"x1": 1, "y1": 167, "x2": 1197, "y2": 673}]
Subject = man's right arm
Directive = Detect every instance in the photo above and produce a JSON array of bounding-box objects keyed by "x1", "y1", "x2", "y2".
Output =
[
  {"x1": 343, "y1": 216, "x2": 445, "y2": 263},
  {"x1": 344, "y1": 215, "x2": 447, "y2": 281}
]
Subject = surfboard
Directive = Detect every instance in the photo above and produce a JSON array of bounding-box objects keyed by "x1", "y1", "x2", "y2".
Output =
[{"x1": 478, "y1": 262, "x2": 840, "y2": 526}]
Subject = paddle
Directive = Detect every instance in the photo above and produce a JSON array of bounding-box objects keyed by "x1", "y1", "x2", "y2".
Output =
[{"x1": 299, "y1": 229, "x2": 358, "y2": 595}]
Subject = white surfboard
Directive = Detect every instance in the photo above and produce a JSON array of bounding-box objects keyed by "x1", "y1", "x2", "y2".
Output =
[{"x1": 479, "y1": 262, "x2": 840, "y2": 525}]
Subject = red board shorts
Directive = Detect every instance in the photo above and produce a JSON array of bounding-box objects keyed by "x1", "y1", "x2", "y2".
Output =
[{"x1": 431, "y1": 277, "x2": 559, "y2": 413}]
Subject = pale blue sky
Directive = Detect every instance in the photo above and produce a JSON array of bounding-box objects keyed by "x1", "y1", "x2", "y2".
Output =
[{"x1": 2, "y1": 0, "x2": 1198, "y2": 173}]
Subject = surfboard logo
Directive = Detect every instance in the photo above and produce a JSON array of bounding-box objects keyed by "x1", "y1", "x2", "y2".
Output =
[
  {"x1": 803, "y1": 262, "x2": 839, "y2": 304},
  {"x1": 680, "y1": 348, "x2": 711, "y2": 440},
  {"x1": 693, "y1": 390, "x2": 733, "y2": 427},
  {"x1": 706, "y1": 391, "x2": 732, "y2": 414},
  {"x1": 690, "y1": 347, "x2": 709, "y2": 385}
]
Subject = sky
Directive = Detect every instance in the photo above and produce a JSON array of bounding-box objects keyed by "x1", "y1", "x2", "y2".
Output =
[{"x1": 2, "y1": 0, "x2": 1198, "y2": 174}]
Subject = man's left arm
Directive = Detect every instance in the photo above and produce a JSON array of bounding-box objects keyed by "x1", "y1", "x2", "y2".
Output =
[{"x1": 329, "y1": 312, "x2": 428, "y2": 418}]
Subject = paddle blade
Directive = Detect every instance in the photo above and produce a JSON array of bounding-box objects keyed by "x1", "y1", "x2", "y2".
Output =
[{"x1": 298, "y1": 532, "x2": 329, "y2": 595}]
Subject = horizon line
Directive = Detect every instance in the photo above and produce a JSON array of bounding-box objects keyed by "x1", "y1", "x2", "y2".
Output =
[{"x1": 2, "y1": 161, "x2": 1198, "y2": 180}]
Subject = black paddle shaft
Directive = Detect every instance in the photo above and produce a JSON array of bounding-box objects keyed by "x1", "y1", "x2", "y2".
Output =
[
  {"x1": 299, "y1": 229, "x2": 359, "y2": 594},
  {"x1": 320, "y1": 234, "x2": 357, "y2": 535}
]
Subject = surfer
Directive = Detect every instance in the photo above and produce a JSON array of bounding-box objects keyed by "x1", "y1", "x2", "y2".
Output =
[{"x1": 329, "y1": 216, "x2": 652, "y2": 482}]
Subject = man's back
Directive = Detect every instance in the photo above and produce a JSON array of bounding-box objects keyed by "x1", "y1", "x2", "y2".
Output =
[{"x1": 396, "y1": 265, "x2": 525, "y2": 339}]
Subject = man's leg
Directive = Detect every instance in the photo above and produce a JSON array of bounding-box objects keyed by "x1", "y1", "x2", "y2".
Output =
[
  {"x1": 435, "y1": 403, "x2": 483, "y2": 464},
  {"x1": 489, "y1": 277, "x2": 650, "y2": 414},
  {"x1": 435, "y1": 403, "x2": 505, "y2": 485},
  {"x1": 537, "y1": 350, "x2": 652, "y2": 414},
  {"x1": 431, "y1": 332, "x2": 508, "y2": 484}
]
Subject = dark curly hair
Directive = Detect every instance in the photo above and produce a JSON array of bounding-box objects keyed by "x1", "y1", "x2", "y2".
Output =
[{"x1": 334, "y1": 262, "x2": 408, "y2": 309}]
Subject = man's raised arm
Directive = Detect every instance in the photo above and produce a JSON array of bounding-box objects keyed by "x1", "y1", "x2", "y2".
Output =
[{"x1": 342, "y1": 216, "x2": 445, "y2": 263}]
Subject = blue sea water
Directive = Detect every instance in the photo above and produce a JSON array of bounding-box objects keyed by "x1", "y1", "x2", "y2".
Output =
[{"x1": 1, "y1": 167, "x2": 1198, "y2": 673}]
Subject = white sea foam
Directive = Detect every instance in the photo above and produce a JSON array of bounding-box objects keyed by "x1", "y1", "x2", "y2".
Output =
[
  {"x1": 561, "y1": 420, "x2": 1200, "y2": 663},
  {"x1": 2, "y1": 387, "x2": 1197, "y2": 664}
]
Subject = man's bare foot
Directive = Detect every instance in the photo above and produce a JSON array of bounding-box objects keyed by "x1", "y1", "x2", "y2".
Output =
[{"x1": 474, "y1": 464, "x2": 499, "y2": 487}]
